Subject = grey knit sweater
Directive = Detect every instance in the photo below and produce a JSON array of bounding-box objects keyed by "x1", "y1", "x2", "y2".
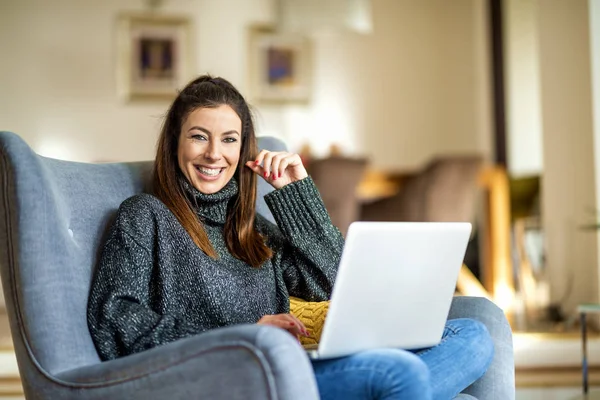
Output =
[{"x1": 87, "y1": 176, "x2": 344, "y2": 361}]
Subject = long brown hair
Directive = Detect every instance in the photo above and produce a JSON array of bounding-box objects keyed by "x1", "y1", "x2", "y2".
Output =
[{"x1": 153, "y1": 75, "x2": 272, "y2": 267}]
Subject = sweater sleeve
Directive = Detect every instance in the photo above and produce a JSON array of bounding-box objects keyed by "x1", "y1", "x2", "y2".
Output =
[
  {"x1": 262, "y1": 177, "x2": 344, "y2": 302},
  {"x1": 87, "y1": 200, "x2": 198, "y2": 360}
]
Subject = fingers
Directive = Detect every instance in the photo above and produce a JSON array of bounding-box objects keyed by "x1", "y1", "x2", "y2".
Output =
[
  {"x1": 257, "y1": 314, "x2": 310, "y2": 338},
  {"x1": 244, "y1": 161, "x2": 274, "y2": 183},
  {"x1": 253, "y1": 150, "x2": 271, "y2": 179},
  {"x1": 244, "y1": 160, "x2": 262, "y2": 176},
  {"x1": 249, "y1": 151, "x2": 297, "y2": 180},
  {"x1": 288, "y1": 313, "x2": 310, "y2": 337},
  {"x1": 254, "y1": 149, "x2": 268, "y2": 168},
  {"x1": 276, "y1": 154, "x2": 301, "y2": 179},
  {"x1": 261, "y1": 151, "x2": 276, "y2": 179},
  {"x1": 270, "y1": 153, "x2": 284, "y2": 180},
  {"x1": 276, "y1": 314, "x2": 306, "y2": 337}
]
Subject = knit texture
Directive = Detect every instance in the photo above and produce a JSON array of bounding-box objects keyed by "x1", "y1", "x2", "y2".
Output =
[
  {"x1": 87, "y1": 176, "x2": 343, "y2": 360},
  {"x1": 289, "y1": 297, "x2": 330, "y2": 346}
]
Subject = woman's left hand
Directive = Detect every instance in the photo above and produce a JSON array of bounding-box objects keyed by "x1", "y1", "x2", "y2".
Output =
[{"x1": 245, "y1": 150, "x2": 308, "y2": 190}]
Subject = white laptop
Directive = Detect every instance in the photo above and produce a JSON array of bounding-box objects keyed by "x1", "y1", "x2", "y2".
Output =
[{"x1": 305, "y1": 221, "x2": 472, "y2": 360}]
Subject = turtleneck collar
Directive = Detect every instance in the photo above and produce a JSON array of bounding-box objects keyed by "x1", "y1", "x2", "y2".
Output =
[{"x1": 181, "y1": 177, "x2": 239, "y2": 225}]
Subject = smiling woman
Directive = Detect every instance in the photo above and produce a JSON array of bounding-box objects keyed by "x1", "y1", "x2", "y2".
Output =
[
  {"x1": 87, "y1": 74, "x2": 495, "y2": 400},
  {"x1": 153, "y1": 75, "x2": 270, "y2": 265},
  {"x1": 177, "y1": 106, "x2": 242, "y2": 195}
]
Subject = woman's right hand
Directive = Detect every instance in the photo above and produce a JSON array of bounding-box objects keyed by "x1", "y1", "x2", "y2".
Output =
[{"x1": 257, "y1": 313, "x2": 310, "y2": 340}]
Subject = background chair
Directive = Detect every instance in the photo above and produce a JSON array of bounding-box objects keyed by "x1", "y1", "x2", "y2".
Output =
[
  {"x1": 308, "y1": 156, "x2": 367, "y2": 236},
  {"x1": 361, "y1": 155, "x2": 483, "y2": 223},
  {"x1": 360, "y1": 155, "x2": 491, "y2": 295},
  {"x1": 0, "y1": 132, "x2": 514, "y2": 399}
]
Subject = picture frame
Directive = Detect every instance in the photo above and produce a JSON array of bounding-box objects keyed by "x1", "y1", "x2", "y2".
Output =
[
  {"x1": 248, "y1": 26, "x2": 313, "y2": 103},
  {"x1": 117, "y1": 13, "x2": 192, "y2": 101}
]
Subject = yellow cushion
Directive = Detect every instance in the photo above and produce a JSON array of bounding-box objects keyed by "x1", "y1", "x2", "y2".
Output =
[{"x1": 289, "y1": 296, "x2": 330, "y2": 346}]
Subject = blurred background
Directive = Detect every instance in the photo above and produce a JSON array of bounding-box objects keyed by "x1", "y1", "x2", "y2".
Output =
[{"x1": 2, "y1": 0, "x2": 600, "y2": 397}]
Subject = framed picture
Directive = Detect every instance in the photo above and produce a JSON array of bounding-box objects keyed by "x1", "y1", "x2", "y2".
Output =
[
  {"x1": 117, "y1": 13, "x2": 192, "y2": 100},
  {"x1": 248, "y1": 26, "x2": 312, "y2": 103}
]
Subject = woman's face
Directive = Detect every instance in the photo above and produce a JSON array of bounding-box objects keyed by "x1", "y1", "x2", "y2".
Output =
[{"x1": 177, "y1": 105, "x2": 242, "y2": 194}]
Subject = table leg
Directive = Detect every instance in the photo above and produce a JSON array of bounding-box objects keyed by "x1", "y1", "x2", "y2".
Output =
[{"x1": 582, "y1": 312, "x2": 589, "y2": 394}]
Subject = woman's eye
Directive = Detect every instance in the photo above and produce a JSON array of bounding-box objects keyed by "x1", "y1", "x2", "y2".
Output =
[
  {"x1": 223, "y1": 137, "x2": 237, "y2": 143},
  {"x1": 192, "y1": 134, "x2": 207, "y2": 141}
]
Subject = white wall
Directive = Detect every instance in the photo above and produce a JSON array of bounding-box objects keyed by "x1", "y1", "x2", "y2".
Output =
[
  {"x1": 538, "y1": 0, "x2": 598, "y2": 313},
  {"x1": 503, "y1": 0, "x2": 544, "y2": 178},
  {"x1": 0, "y1": 0, "x2": 491, "y2": 171},
  {"x1": 261, "y1": 0, "x2": 493, "y2": 169},
  {"x1": 0, "y1": 0, "x2": 274, "y2": 162}
]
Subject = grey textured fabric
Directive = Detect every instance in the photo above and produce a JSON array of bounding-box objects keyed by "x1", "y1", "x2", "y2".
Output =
[
  {"x1": 449, "y1": 296, "x2": 516, "y2": 400},
  {"x1": 54, "y1": 325, "x2": 318, "y2": 400},
  {"x1": 0, "y1": 131, "x2": 319, "y2": 399},
  {"x1": 88, "y1": 176, "x2": 342, "y2": 360}
]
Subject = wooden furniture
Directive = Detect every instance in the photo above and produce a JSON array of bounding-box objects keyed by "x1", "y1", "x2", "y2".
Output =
[
  {"x1": 356, "y1": 169, "x2": 401, "y2": 202},
  {"x1": 478, "y1": 167, "x2": 515, "y2": 310}
]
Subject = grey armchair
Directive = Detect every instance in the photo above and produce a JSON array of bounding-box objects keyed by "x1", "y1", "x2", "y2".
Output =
[
  {"x1": 0, "y1": 131, "x2": 318, "y2": 399},
  {"x1": 0, "y1": 131, "x2": 514, "y2": 399}
]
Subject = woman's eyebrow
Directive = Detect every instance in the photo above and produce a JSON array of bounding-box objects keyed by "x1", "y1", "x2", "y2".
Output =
[
  {"x1": 188, "y1": 126, "x2": 211, "y2": 134},
  {"x1": 188, "y1": 127, "x2": 239, "y2": 136}
]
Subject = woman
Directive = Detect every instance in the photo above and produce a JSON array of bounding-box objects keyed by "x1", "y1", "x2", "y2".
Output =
[{"x1": 87, "y1": 75, "x2": 494, "y2": 399}]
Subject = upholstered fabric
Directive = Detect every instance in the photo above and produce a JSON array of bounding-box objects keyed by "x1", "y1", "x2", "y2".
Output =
[
  {"x1": 361, "y1": 155, "x2": 483, "y2": 223},
  {"x1": 449, "y1": 296, "x2": 515, "y2": 400}
]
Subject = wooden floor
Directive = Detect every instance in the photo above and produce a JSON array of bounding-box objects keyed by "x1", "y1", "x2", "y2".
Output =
[
  {"x1": 0, "y1": 370, "x2": 596, "y2": 399},
  {"x1": 0, "y1": 310, "x2": 20, "y2": 397},
  {"x1": 0, "y1": 365, "x2": 595, "y2": 398},
  {"x1": 0, "y1": 377, "x2": 22, "y2": 398},
  {"x1": 0, "y1": 358, "x2": 595, "y2": 397},
  {"x1": 517, "y1": 366, "x2": 600, "y2": 387}
]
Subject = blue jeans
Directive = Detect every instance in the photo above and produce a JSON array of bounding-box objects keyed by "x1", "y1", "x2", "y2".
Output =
[{"x1": 311, "y1": 318, "x2": 494, "y2": 400}]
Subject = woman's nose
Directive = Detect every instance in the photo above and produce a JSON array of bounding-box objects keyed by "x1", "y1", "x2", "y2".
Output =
[{"x1": 204, "y1": 142, "x2": 222, "y2": 160}]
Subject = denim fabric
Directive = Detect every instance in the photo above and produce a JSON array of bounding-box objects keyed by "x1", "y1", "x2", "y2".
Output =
[{"x1": 312, "y1": 318, "x2": 494, "y2": 400}]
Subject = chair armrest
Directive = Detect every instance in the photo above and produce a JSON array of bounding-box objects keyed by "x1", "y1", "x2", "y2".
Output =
[
  {"x1": 52, "y1": 325, "x2": 319, "y2": 400},
  {"x1": 449, "y1": 296, "x2": 515, "y2": 400}
]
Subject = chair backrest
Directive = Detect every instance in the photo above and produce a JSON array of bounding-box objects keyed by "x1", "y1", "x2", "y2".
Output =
[
  {"x1": 361, "y1": 155, "x2": 483, "y2": 223},
  {"x1": 0, "y1": 131, "x2": 285, "y2": 376},
  {"x1": 308, "y1": 156, "x2": 367, "y2": 236}
]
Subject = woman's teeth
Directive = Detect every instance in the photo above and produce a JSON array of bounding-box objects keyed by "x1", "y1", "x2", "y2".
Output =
[{"x1": 197, "y1": 167, "x2": 222, "y2": 176}]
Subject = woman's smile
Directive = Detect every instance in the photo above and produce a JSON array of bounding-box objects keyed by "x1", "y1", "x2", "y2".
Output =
[
  {"x1": 178, "y1": 105, "x2": 242, "y2": 194},
  {"x1": 194, "y1": 165, "x2": 225, "y2": 180}
]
